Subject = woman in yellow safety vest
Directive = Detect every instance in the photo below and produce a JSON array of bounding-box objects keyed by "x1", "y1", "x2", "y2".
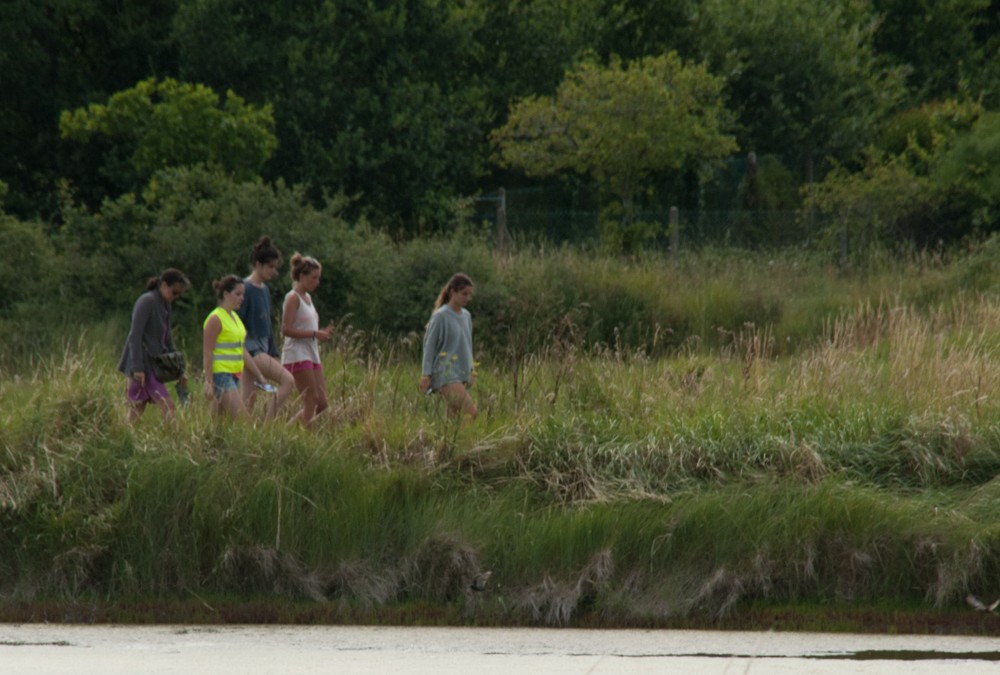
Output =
[{"x1": 203, "y1": 275, "x2": 269, "y2": 420}]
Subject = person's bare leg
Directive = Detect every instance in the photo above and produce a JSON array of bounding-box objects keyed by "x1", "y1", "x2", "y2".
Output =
[
  {"x1": 253, "y1": 354, "x2": 295, "y2": 421},
  {"x1": 439, "y1": 382, "x2": 478, "y2": 423},
  {"x1": 127, "y1": 401, "x2": 147, "y2": 424},
  {"x1": 218, "y1": 389, "x2": 249, "y2": 422},
  {"x1": 312, "y1": 369, "x2": 329, "y2": 418},
  {"x1": 240, "y1": 372, "x2": 258, "y2": 414},
  {"x1": 152, "y1": 395, "x2": 177, "y2": 424},
  {"x1": 291, "y1": 369, "x2": 317, "y2": 428}
]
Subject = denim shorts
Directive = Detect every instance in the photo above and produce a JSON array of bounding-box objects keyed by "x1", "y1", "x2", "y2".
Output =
[{"x1": 213, "y1": 372, "x2": 240, "y2": 397}]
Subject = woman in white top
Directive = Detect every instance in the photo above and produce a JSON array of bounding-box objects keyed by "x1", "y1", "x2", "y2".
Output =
[{"x1": 281, "y1": 252, "x2": 333, "y2": 428}]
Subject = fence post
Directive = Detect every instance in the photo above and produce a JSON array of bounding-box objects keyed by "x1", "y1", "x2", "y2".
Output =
[
  {"x1": 496, "y1": 187, "x2": 509, "y2": 252},
  {"x1": 669, "y1": 206, "x2": 680, "y2": 259}
]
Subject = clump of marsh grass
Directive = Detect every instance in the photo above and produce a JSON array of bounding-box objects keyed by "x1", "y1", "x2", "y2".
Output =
[
  {"x1": 216, "y1": 545, "x2": 326, "y2": 602},
  {"x1": 324, "y1": 559, "x2": 402, "y2": 609},
  {"x1": 212, "y1": 533, "x2": 492, "y2": 609},
  {"x1": 514, "y1": 549, "x2": 614, "y2": 625},
  {"x1": 404, "y1": 533, "x2": 489, "y2": 602}
]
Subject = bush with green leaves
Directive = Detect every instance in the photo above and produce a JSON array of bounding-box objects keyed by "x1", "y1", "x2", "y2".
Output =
[
  {"x1": 344, "y1": 228, "x2": 501, "y2": 341},
  {"x1": 492, "y1": 53, "x2": 737, "y2": 254},
  {"x1": 54, "y1": 165, "x2": 363, "y2": 325},
  {"x1": 0, "y1": 214, "x2": 58, "y2": 316},
  {"x1": 803, "y1": 97, "x2": 989, "y2": 259},
  {"x1": 60, "y1": 77, "x2": 277, "y2": 200},
  {"x1": 932, "y1": 111, "x2": 1000, "y2": 234}
]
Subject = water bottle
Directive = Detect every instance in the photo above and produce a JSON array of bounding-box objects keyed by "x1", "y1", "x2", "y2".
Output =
[{"x1": 175, "y1": 380, "x2": 189, "y2": 405}]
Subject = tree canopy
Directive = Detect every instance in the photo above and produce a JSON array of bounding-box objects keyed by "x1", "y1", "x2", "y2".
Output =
[
  {"x1": 492, "y1": 53, "x2": 737, "y2": 248},
  {"x1": 59, "y1": 77, "x2": 277, "y2": 196},
  {"x1": 695, "y1": 0, "x2": 907, "y2": 179},
  {"x1": 3, "y1": 0, "x2": 1000, "y2": 243}
]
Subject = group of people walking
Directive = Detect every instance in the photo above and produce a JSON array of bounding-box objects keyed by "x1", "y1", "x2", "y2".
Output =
[{"x1": 117, "y1": 236, "x2": 478, "y2": 427}]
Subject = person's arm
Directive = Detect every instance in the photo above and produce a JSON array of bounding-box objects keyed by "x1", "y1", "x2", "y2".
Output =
[
  {"x1": 203, "y1": 315, "x2": 221, "y2": 399},
  {"x1": 467, "y1": 312, "x2": 476, "y2": 388},
  {"x1": 163, "y1": 304, "x2": 176, "y2": 352},
  {"x1": 127, "y1": 294, "x2": 154, "y2": 380},
  {"x1": 235, "y1": 288, "x2": 252, "y2": 327},
  {"x1": 419, "y1": 314, "x2": 443, "y2": 393},
  {"x1": 315, "y1": 320, "x2": 334, "y2": 343}
]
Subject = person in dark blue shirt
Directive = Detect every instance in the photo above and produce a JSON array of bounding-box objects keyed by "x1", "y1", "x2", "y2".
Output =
[{"x1": 237, "y1": 236, "x2": 295, "y2": 421}]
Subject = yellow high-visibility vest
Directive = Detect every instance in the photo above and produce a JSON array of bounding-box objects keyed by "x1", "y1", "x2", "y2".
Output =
[{"x1": 204, "y1": 307, "x2": 246, "y2": 374}]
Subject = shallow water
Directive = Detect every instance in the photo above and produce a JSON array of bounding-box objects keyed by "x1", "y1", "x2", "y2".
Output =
[{"x1": 2, "y1": 624, "x2": 999, "y2": 674}]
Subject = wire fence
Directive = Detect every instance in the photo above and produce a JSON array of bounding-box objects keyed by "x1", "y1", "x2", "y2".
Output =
[
  {"x1": 472, "y1": 152, "x2": 834, "y2": 250},
  {"x1": 473, "y1": 189, "x2": 823, "y2": 250}
]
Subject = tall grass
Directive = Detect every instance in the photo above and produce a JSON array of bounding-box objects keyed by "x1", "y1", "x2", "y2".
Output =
[{"x1": 4, "y1": 248, "x2": 1000, "y2": 626}]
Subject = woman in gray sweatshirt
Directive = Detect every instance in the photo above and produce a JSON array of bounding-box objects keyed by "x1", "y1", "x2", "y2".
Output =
[{"x1": 419, "y1": 273, "x2": 478, "y2": 421}]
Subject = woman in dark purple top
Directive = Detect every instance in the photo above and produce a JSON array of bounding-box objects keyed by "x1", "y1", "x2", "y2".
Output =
[
  {"x1": 237, "y1": 236, "x2": 295, "y2": 421},
  {"x1": 117, "y1": 268, "x2": 189, "y2": 423}
]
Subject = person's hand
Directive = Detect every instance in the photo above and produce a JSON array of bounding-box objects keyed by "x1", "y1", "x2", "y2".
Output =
[
  {"x1": 203, "y1": 380, "x2": 215, "y2": 400},
  {"x1": 469, "y1": 361, "x2": 479, "y2": 390},
  {"x1": 418, "y1": 375, "x2": 431, "y2": 395},
  {"x1": 316, "y1": 324, "x2": 333, "y2": 343},
  {"x1": 133, "y1": 372, "x2": 146, "y2": 387}
]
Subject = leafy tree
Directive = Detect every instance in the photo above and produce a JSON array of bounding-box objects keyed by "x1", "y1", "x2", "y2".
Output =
[
  {"x1": 932, "y1": 112, "x2": 1000, "y2": 234},
  {"x1": 491, "y1": 53, "x2": 737, "y2": 252},
  {"x1": 877, "y1": 99, "x2": 983, "y2": 159},
  {"x1": 173, "y1": 0, "x2": 492, "y2": 232},
  {"x1": 805, "y1": 97, "x2": 988, "y2": 258},
  {"x1": 871, "y1": 0, "x2": 991, "y2": 102},
  {"x1": 0, "y1": 0, "x2": 178, "y2": 218},
  {"x1": 590, "y1": 0, "x2": 699, "y2": 62},
  {"x1": 804, "y1": 150, "x2": 935, "y2": 266},
  {"x1": 473, "y1": 0, "x2": 689, "y2": 102},
  {"x1": 0, "y1": 214, "x2": 58, "y2": 316},
  {"x1": 54, "y1": 164, "x2": 362, "y2": 320},
  {"x1": 694, "y1": 0, "x2": 907, "y2": 183},
  {"x1": 59, "y1": 77, "x2": 277, "y2": 197}
]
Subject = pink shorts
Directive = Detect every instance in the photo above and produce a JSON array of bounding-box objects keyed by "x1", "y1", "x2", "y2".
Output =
[
  {"x1": 284, "y1": 361, "x2": 322, "y2": 373},
  {"x1": 126, "y1": 372, "x2": 171, "y2": 404}
]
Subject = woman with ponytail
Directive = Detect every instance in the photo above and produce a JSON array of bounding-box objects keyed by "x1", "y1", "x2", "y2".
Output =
[
  {"x1": 418, "y1": 272, "x2": 478, "y2": 422},
  {"x1": 117, "y1": 268, "x2": 190, "y2": 423},
  {"x1": 281, "y1": 253, "x2": 333, "y2": 429},
  {"x1": 203, "y1": 275, "x2": 268, "y2": 421}
]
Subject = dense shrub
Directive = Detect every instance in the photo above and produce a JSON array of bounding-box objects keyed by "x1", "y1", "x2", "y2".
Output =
[
  {"x1": 0, "y1": 215, "x2": 58, "y2": 315},
  {"x1": 15, "y1": 169, "x2": 1000, "y2": 364},
  {"x1": 344, "y1": 229, "x2": 499, "y2": 339}
]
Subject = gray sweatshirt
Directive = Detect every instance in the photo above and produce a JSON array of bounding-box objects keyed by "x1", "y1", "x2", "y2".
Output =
[{"x1": 421, "y1": 305, "x2": 473, "y2": 389}]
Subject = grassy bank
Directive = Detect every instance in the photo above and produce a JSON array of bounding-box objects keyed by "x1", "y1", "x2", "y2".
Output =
[{"x1": 3, "y1": 249, "x2": 1000, "y2": 632}]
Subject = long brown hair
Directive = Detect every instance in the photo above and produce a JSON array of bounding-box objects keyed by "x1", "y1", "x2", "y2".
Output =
[
  {"x1": 145, "y1": 268, "x2": 190, "y2": 291},
  {"x1": 250, "y1": 235, "x2": 283, "y2": 267},
  {"x1": 212, "y1": 274, "x2": 244, "y2": 301},
  {"x1": 433, "y1": 273, "x2": 473, "y2": 311}
]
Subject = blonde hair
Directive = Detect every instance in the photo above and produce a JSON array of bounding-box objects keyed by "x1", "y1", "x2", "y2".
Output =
[{"x1": 289, "y1": 252, "x2": 321, "y2": 281}]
